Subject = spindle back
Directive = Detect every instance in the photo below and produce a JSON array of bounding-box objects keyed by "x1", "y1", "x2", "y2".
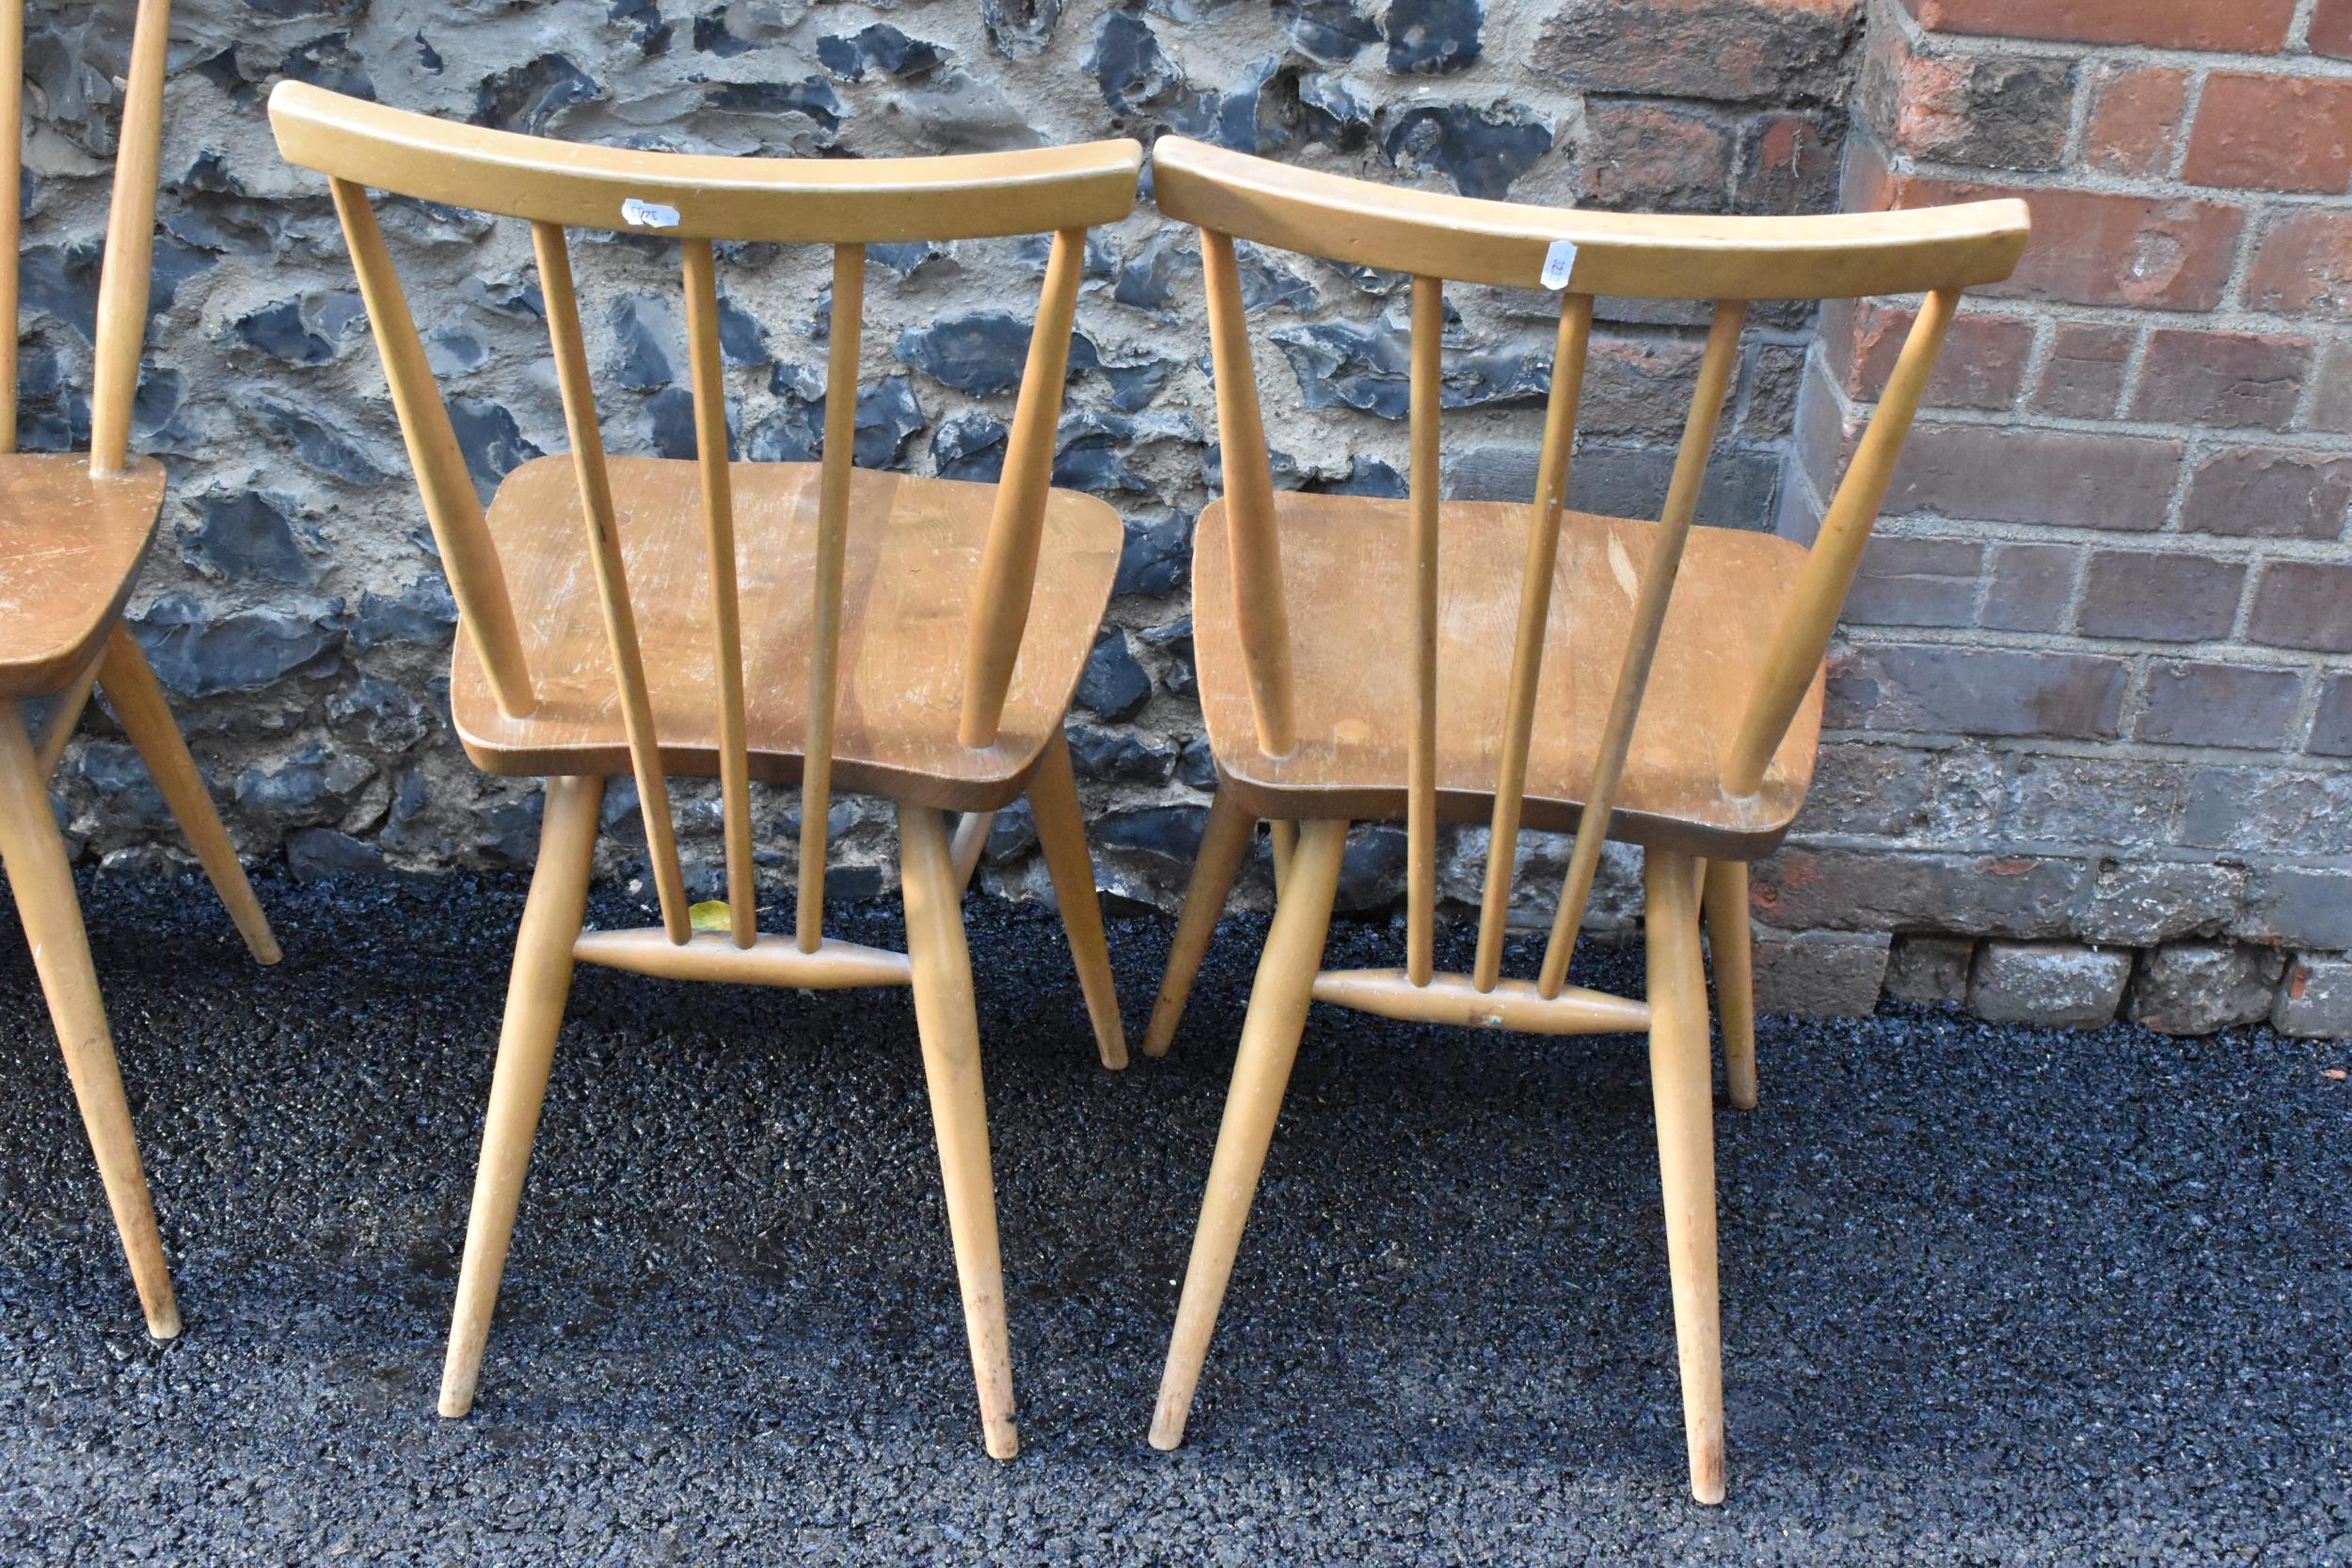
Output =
[
  {"x1": 271, "y1": 83, "x2": 1140, "y2": 953},
  {"x1": 1152, "y1": 136, "x2": 2027, "y2": 998},
  {"x1": 3, "y1": 0, "x2": 175, "y2": 471}
]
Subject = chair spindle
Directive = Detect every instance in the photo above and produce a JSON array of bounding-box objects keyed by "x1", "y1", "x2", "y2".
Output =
[
  {"x1": 683, "y1": 239, "x2": 756, "y2": 946},
  {"x1": 333, "y1": 181, "x2": 537, "y2": 717},
  {"x1": 1724, "y1": 288, "x2": 1960, "y2": 797},
  {"x1": 958, "y1": 227, "x2": 1088, "y2": 749},
  {"x1": 532, "y1": 219, "x2": 690, "y2": 943},
  {"x1": 1537, "y1": 300, "x2": 1746, "y2": 998},
  {"x1": 1202, "y1": 230, "x2": 1295, "y2": 757},
  {"x1": 1471, "y1": 293, "x2": 1594, "y2": 993},
  {"x1": 86, "y1": 0, "x2": 168, "y2": 477},
  {"x1": 1405, "y1": 276, "x2": 1443, "y2": 987},
  {"x1": 0, "y1": 0, "x2": 22, "y2": 454},
  {"x1": 797, "y1": 243, "x2": 866, "y2": 952}
]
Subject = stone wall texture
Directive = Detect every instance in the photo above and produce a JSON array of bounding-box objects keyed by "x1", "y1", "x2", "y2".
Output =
[{"x1": 14, "y1": 0, "x2": 2350, "y2": 1036}]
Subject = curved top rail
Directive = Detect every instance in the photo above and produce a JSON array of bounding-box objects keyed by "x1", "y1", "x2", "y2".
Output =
[
  {"x1": 269, "y1": 82, "x2": 1143, "y2": 243},
  {"x1": 1152, "y1": 136, "x2": 2029, "y2": 299}
]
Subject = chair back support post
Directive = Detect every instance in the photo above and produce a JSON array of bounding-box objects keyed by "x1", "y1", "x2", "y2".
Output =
[
  {"x1": 86, "y1": 0, "x2": 169, "y2": 477},
  {"x1": 532, "y1": 218, "x2": 691, "y2": 943},
  {"x1": 1535, "y1": 301, "x2": 1746, "y2": 998},
  {"x1": 1722, "y1": 288, "x2": 1959, "y2": 796},
  {"x1": 1404, "y1": 275, "x2": 1443, "y2": 986},
  {"x1": 796, "y1": 243, "x2": 866, "y2": 952},
  {"x1": 681, "y1": 238, "x2": 756, "y2": 947},
  {"x1": 331, "y1": 181, "x2": 538, "y2": 717},
  {"x1": 958, "y1": 227, "x2": 1088, "y2": 749},
  {"x1": 1470, "y1": 292, "x2": 1594, "y2": 993},
  {"x1": 1200, "y1": 230, "x2": 1295, "y2": 757}
]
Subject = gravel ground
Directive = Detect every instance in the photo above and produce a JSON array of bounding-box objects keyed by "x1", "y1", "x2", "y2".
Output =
[{"x1": 0, "y1": 868, "x2": 2346, "y2": 1564}]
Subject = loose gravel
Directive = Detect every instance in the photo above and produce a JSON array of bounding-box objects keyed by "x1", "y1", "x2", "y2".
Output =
[{"x1": 1, "y1": 870, "x2": 2346, "y2": 1564}]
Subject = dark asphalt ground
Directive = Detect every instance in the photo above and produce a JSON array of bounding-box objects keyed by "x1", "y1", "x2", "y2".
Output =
[{"x1": 0, "y1": 868, "x2": 2346, "y2": 1564}]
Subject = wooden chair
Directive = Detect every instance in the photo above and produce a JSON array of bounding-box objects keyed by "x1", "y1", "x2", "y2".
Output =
[
  {"x1": 1137, "y1": 137, "x2": 2026, "y2": 1500},
  {"x1": 0, "y1": 0, "x2": 280, "y2": 1339},
  {"x1": 269, "y1": 84, "x2": 1139, "y2": 1457}
]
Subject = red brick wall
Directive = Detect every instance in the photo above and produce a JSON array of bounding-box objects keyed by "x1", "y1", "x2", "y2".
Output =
[{"x1": 1769, "y1": 0, "x2": 2352, "y2": 1031}]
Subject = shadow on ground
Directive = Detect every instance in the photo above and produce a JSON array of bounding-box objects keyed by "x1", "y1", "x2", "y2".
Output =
[{"x1": 0, "y1": 869, "x2": 2346, "y2": 1562}]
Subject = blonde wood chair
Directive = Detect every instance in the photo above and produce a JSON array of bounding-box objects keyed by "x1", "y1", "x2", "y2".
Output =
[
  {"x1": 269, "y1": 84, "x2": 1139, "y2": 1458},
  {"x1": 1138, "y1": 137, "x2": 2026, "y2": 1500},
  {"x1": 1, "y1": 0, "x2": 280, "y2": 1339}
]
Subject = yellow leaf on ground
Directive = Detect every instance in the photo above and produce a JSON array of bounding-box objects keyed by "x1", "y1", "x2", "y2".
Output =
[{"x1": 688, "y1": 900, "x2": 732, "y2": 934}]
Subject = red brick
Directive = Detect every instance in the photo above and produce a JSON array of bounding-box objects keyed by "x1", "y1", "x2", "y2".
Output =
[
  {"x1": 2139, "y1": 662, "x2": 2303, "y2": 750},
  {"x1": 2247, "y1": 562, "x2": 2352, "y2": 653},
  {"x1": 1900, "y1": 0, "x2": 2294, "y2": 53},
  {"x1": 1821, "y1": 297, "x2": 2030, "y2": 410},
  {"x1": 2180, "y1": 448, "x2": 2352, "y2": 541},
  {"x1": 1979, "y1": 543, "x2": 2077, "y2": 632},
  {"x1": 2184, "y1": 73, "x2": 2352, "y2": 194},
  {"x1": 2128, "y1": 329, "x2": 2312, "y2": 431},
  {"x1": 2077, "y1": 550, "x2": 2247, "y2": 642},
  {"x1": 2313, "y1": 673, "x2": 2352, "y2": 756},
  {"x1": 2027, "y1": 322, "x2": 2134, "y2": 420},
  {"x1": 1736, "y1": 113, "x2": 1840, "y2": 215},
  {"x1": 1825, "y1": 642, "x2": 2127, "y2": 739},
  {"x1": 2082, "y1": 65, "x2": 2190, "y2": 179},
  {"x1": 1844, "y1": 535, "x2": 1984, "y2": 626},
  {"x1": 1886, "y1": 422, "x2": 2182, "y2": 531},
  {"x1": 1578, "y1": 101, "x2": 1735, "y2": 212},
  {"x1": 1858, "y1": 27, "x2": 2073, "y2": 170},
  {"x1": 2315, "y1": 0, "x2": 2352, "y2": 61},
  {"x1": 2248, "y1": 212, "x2": 2352, "y2": 319},
  {"x1": 1535, "y1": 0, "x2": 1861, "y2": 105},
  {"x1": 1901, "y1": 176, "x2": 2244, "y2": 311}
]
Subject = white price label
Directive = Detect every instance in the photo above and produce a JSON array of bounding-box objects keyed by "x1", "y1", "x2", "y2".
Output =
[
  {"x1": 1539, "y1": 238, "x2": 1578, "y2": 291},
  {"x1": 621, "y1": 198, "x2": 682, "y2": 230}
]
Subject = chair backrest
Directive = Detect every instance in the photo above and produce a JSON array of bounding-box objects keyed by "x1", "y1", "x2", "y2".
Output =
[
  {"x1": 2, "y1": 0, "x2": 174, "y2": 473},
  {"x1": 270, "y1": 83, "x2": 1140, "y2": 954},
  {"x1": 1152, "y1": 136, "x2": 2027, "y2": 999}
]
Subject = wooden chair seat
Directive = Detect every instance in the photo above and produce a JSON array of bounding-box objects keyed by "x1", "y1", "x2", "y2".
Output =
[
  {"x1": 449, "y1": 454, "x2": 1124, "y2": 812},
  {"x1": 0, "y1": 453, "x2": 166, "y2": 698},
  {"x1": 1191, "y1": 489, "x2": 1822, "y2": 860}
]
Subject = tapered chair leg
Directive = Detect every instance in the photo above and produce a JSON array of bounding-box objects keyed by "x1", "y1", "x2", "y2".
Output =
[
  {"x1": 1151, "y1": 816, "x2": 1348, "y2": 1451},
  {"x1": 1645, "y1": 848, "x2": 1726, "y2": 1505},
  {"x1": 439, "y1": 773, "x2": 604, "y2": 1418},
  {"x1": 95, "y1": 626, "x2": 280, "y2": 966},
  {"x1": 899, "y1": 802, "x2": 1020, "y2": 1459},
  {"x1": 950, "y1": 810, "x2": 994, "y2": 893},
  {"x1": 0, "y1": 708, "x2": 180, "y2": 1338},
  {"x1": 1025, "y1": 733, "x2": 1127, "y2": 1069},
  {"x1": 1266, "y1": 818, "x2": 1297, "y2": 898},
  {"x1": 1702, "y1": 859, "x2": 1756, "y2": 1112},
  {"x1": 1143, "y1": 786, "x2": 1253, "y2": 1058}
]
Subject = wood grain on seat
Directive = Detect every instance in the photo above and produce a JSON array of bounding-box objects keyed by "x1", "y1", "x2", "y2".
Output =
[
  {"x1": 1190, "y1": 488, "x2": 1822, "y2": 859},
  {"x1": 449, "y1": 454, "x2": 1123, "y2": 812},
  {"x1": 0, "y1": 454, "x2": 166, "y2": 699}
]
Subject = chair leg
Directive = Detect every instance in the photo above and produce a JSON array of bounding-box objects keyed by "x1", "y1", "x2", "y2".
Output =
[
  {"x1": 1645, "y1": 847, "x2": 1725, "y2": 1505},
  {"x1": 949, "y1": 810, "x2": 994, "y2": 894},
  {"x1": 1025, "y1": 733, "x2": 1127, "y2": 1070},
  {"x1": 899, "y1": 802, "x2": 1020, "y2": 1459},
  {"x1": 1267, "y1": 818, "x2": 1297, "y2": 898},
  {"x1": 95, "y1": 626, "x2": 280, "y2": 966},
  {"x1": 0, "y1": 708, "x2": 180, "y2": 1338},
  {"x1": 1150, "y1": 816, "x2": 1348, "y2": 1452},
  {"x1": 438, "y1": 774, "x2": 604, "y2": 1418},
  {"x1": 1143, "y1": 786, "x2": 1253, "y2": 1059},
  {"x1": 1702, "y1": 859, "x2": 1756, "y2": 1112}
]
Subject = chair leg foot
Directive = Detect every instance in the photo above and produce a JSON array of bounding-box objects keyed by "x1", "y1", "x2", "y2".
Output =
[
  {"x1": 900, "y1": 802, "x2": 1020, "y2": 1460},
  {"x1": 438, "y1": 775, "x2": 603, "y2": 1418},
  {"x1": 0, "y1": 708, "x2": 179, "y2": 1338},
  {"x1": 1647, "y1": 849, "x2": 1726, "y2": 1505},
  {"x1": 1150, "y1": 817, "x2": 1348, "y2": 1451},
  {"x1": 1702, "y1": 859, "x2": 1756, "y2": 1112},
  {"x1": 97, "y1": 626, "x2": 280, "y2": 966},
  {"x1": 1026, "y1": 733, "x2": 1127, "y2": 1070},
  {"x1": 1142, "y1": 787, "x2": 1253, "y2": 1059}
]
